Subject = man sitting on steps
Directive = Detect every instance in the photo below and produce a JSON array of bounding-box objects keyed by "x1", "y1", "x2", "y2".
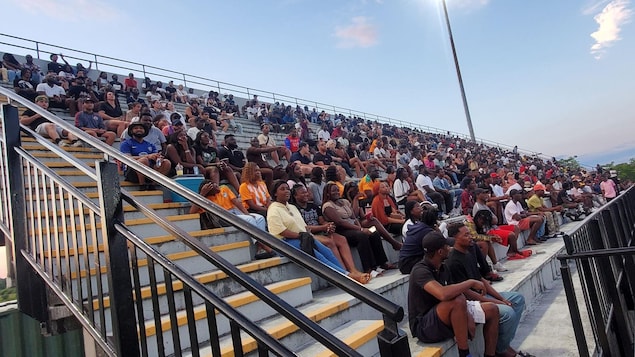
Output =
[
  {"x1": 408, "y1": 231, "x2": 500, "y2": 357},
  {"x1": 20, "y1": 95, "x2": 82, "y2": 147},
  {"x1": 120, "y1": 122, "x2": 171, "y2": 190}
]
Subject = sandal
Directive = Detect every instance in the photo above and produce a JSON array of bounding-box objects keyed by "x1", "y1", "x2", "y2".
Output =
[
  {"x1": 507, "y1": 253, "x2": 526, "y2": 260},
  {"x1": 485, "y1": 273, "x2": 504, "y2": 282},
  {"x1": 517, "y1": 350, "x2": 536, "y2": 357}
]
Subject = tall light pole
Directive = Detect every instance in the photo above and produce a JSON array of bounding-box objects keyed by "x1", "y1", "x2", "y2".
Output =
[{"x1": 441, "y1": 0, "x2": 476, "y2": 142}]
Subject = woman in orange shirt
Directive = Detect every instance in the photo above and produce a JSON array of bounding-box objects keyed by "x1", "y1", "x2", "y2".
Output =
[{"x1": 239, "y1": 162, "x2": 270, "y2": 215}]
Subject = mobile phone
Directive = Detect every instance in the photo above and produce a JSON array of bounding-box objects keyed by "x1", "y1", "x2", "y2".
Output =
[{"x1": 368, "y1": 226, "x2": 377, "y2": 233}]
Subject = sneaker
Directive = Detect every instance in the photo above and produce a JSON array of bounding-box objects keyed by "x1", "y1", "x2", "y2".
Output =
[
  {"x1": 493, "y1": 262, "x2": 508, "y2": 272},
  {"x1": 58, "y1": 140, "x2": 69, "y2": 147},
  {"x1": 71, "y1": 140, "x2": 84, "y2": 147}
]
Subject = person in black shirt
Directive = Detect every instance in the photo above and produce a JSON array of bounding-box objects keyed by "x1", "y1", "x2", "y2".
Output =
[
  {"x1": 217, "y1": 134, "x2": 245, "y2": 180},
  {"x1": 313, "y1": 140, "x2": 333, "y2": 166},
  {"x1": 13, "y1": 69, "x2": 38, "y2": 101},
  {"x1": 408, "y1": 231, "x2": 499, "y2": 357}
]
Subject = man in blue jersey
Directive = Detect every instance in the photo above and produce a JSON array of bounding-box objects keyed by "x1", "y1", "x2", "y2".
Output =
[{"x1": 120, "y1": 122, "x2": 171, "y2": 190}]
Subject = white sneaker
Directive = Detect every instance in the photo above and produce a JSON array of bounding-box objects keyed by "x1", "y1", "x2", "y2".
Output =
[
  {"x1": 493, "y1": 262, "x2": 508, "y2": 272},
  {"x1": 58, "y1": 140, "x2": 69, "y2": 147},
  {"x1": 71, "y1": 140, "x2": 84, "y2": 147}
]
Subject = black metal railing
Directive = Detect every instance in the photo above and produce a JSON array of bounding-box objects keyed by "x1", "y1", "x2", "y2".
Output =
[
  {"x1": 558, "y1": 187, "x2": 635, "y2": 357},
  {"x1": 0, "y1": 87, "x2": 409, "y2": 356}
]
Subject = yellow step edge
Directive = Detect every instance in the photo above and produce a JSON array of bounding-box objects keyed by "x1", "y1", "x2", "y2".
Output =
[
  {"x1": 72, "y1": 240, "x2": 264, "y2": 280},
  {"x1": 43, "y1": 223, "x2": 229, "y2": 259},
  {"x1": 217, "y1": 300, "x2": 351, "y2": 357},
  {"x1": 27, "y1": 189, "x2": 163, "y2": 201},
  {"x1": 70, "y1": 181, "x2": 146, "y2": 188},
  {"x1": 314, "y1": 320, "x2": 384, "y2": 357},
  {"x1": 416, "y1": 347, "x2": 444, "y2": 357},
  {"x1": 144, "y1": 228, "x2": 226, "y2": 245},
  {"x1": 27, "y1": 202, "x2": 184, "y2": 219},
  {"x1": 143, "y1": 277, "x2": 312, "y2": 337},
  {"x1": 29, "y1": 152, "x2": 104, "y2": 159},
  {"x1": 22, "y1": 144, "x2": 95, "y2": 153},
  {"x1": 41, "y1": 162, "x2": 96, "y2": 168},
  {"x1": 30, "y1": 213, "x2": 198, "y2": 235},
  {"x1": 92, "y1": 251, "x2": 280, "y2": 310}
]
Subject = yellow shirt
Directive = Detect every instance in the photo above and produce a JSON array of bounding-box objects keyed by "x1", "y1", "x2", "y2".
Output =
[
  {"x1": 267, "y1": 202, "x2": 307, "y2": 239},
  {"x1": 358, "y1": 175, "x2": 377, "y2": 199},
  {"x1": 526, "y1": 194, "x2": 543, "y2": 212}
]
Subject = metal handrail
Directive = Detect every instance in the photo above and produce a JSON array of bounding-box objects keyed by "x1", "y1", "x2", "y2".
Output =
[
  {"x1": 1, "y1": 87, "x2": 405, "y2": 354},
  {"x1": 0, "y1": 32, "x2": 548, "y2": 157}
]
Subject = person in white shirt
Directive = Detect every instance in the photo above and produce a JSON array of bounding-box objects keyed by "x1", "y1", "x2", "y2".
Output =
[
  {"x1": 408, "y1": 151, "x2": 424, "y2": 173},
  {"x1": 504, "y1": 189, "x2": 544, "y2": 245},
  {"x1": 317, "y1": 124, "x2": 330, "y2": 142},
  {"x1": 415, "y1": 166, "x2": 448, "y2": 219}
]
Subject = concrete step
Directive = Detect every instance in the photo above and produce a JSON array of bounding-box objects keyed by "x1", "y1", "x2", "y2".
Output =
[
  {"x1": 144, "y1": 277, "x2": 314, "y2": 357},
  {"x1": 296, "y1": 320, "x2": 384, "y2": 357}
]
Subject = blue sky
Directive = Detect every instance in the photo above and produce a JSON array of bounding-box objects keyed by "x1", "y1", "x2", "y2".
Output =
[{"x1": 1, "y1": 0, "x2": 634, "y2": 167}]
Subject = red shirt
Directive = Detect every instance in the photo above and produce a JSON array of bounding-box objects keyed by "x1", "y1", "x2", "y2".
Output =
[{"x1": 124, "y1": 78, "x2": 138, "y2": 89}]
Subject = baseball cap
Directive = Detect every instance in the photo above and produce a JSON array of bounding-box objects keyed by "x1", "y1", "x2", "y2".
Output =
[
  {"x1": 533, "y1": 183, "x2": 546, "y2": 191},
  {"x1": 422, "y1": 231, "x2": 453, "y2": 254}
]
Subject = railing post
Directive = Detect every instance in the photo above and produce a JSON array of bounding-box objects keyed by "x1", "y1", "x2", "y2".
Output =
[
  {"x1": 93, "y1": 54, "x2": 98, "y2": 70},
  {"x1": 2, "y1": 103, "x2": 48, "y2": 322},
  {"x1": 183, "y1": 73, "x2": 188, "y2": 88},
  {"x1": 377, "y1": 316, "x2": 410, "y2": 357},
  {"x1": 35, "y1": 42, "x2": 40, "y2": 59},
  {"x1": 95, "y1": 161, "x2": 139, "y2": 357},
  {"x1": 559, "y1": 257, "x2": 590, "y2": 357}
]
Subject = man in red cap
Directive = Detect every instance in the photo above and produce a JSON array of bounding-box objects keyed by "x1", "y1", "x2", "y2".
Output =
[{"x1": 527, "y1": 183, "x2": 562, "y2": 237}]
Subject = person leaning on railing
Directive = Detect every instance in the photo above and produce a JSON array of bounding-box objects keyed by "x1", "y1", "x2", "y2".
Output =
[{"x1": 20, "y1": 95, "x2": 82, "y2": 147}]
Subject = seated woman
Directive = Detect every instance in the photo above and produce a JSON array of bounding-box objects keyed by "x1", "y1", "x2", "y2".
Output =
[
  {"x1": 246, "y1": 137, "x2": 287, "y2": 189},
  {"x1": 286, "y1": 162, "x2": 312, "y2": 201},
  {"x1": 398, "y1": 200, "x2": 439, "y2": 274},
  {"x1": 334, "y1": 141, "x2": 364, "y2": 178},
  {"x1": 324, "y1": 165, "x2": 345, "y2": 196},
  {"x1": 393, "y1": 167, "x2": 426, "y2": 205},
  {"x1": 322, "y1": 182, "x2": 395, "y2": 274},
  {"x1": 190, "y1": 180, "x2": 266, "y2": 231},
  {"x1": 268, "y1": 181, "x2": 370, "y2": 283},
  {"x1": 193, "y1": 131, "x2": 240, "y2": 191},
  {"x1": 371, "y1": 181, "x2": 406, "y2": 237},
  {"x1": 343, "y1": 181, "x2": 403, "y2": 250},
  {"x1": 98, "y1": 91, "x2": 129, "y2": 136},
  {"x1": 291, "y1": 184, "x2": 370, "y2": 283},
  {"x1": 239, "y1": 162, "x2": 270, "y2": 216},
  {"x1": 165, "y1": 131, "x2": 205, "y2": 176}
]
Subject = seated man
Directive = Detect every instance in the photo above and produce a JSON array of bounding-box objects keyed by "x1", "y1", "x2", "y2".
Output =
[
  {"x1": 217, "y1": 134, "x2": 246, "y2": 176},
  {"x1": 445, "y1": 223, "x2": 532, "y2": 357},
  {"x1": 289, "y1": 142, "x2": 317, "y2": 175},
  {"x1": 218, "y1": 109, "x2": 243, "y2": 134},
  {"x1": 75, "y1": 99, "x2": 116, "y2": 145},
  {"x1": 120, "y1": 122, "x2": 171, "y2": 190},
  {"x1": 121, "y1": 113, "x2": 167, "y2": 152},
  {"x1": 20, "y1": 95, "x2": 81, "y2": 147},
  {"x1": 36, "y1": 74, "x2": 76, "y2": 116},
  {"x1": 504, "y1": 189, "x2": 545, "y2": 246},
  {"x1": 399, "y1": 201, "x2": 438, "y2": 274},
  {"x1": 433, "y1": 168, "x2": 463, "y2": 216},
  {"x1": 258, "y1": 123, "x2": 290, "y2": 166},
  {"x1": 123, "y1": 73, "x2": 137, "y2": 94},
  {"x1": 415, "y1": 166, "x2": 448, "y2": 219},
  {"x1": 527, "y1": 182, "x2": 562, "y2": 237},
  {"x1": 408, "y1": 231, "x2": 499, "y2": 357}
]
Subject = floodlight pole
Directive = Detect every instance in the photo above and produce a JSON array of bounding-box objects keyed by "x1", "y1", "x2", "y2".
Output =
[{"x1": 441, "y1": 0, "x2": 476, "y2": 142}]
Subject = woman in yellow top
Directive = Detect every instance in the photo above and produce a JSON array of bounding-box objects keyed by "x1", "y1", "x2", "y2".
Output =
[
  {"x1": 239, "y1": 162, "x2": 270, "y2": 215},
  {"x1": 267, "y1": 181, "x2": 370, "y2": 284}
]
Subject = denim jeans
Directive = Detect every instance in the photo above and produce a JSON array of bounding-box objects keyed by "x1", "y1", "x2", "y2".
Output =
[
  {"x1": 493, "y1": 291, "x2": 525, "y2": 354},
  {"x1": 228, "y1": 208, "x2": 266, "y2": 231},
  {"x1": 284, "y1": 237, "x2": 346, "y2": 274}
]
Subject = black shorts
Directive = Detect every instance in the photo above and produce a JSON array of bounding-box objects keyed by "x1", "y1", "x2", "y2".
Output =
[{"x1": 413, "y1": 305, "x2": 454, "y2": 343}]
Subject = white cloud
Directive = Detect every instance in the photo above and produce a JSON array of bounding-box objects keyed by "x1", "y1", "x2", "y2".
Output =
[
  {"x1": 7, "y1": 0, "x2": 121, "y2": 23},
  {"x1": 589, "y1": 0, "x2": 633, "y2": 59},
  {"x1": 333, "y1": 17, "x2": 379, "y2": 48}
]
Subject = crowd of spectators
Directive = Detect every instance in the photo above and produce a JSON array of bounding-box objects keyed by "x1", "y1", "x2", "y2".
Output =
[{"x1": 8, "y1": 48, "x2": 635, "y2": 354}]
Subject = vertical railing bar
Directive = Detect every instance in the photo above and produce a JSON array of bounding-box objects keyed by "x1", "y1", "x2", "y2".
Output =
[
  {"x1": 183, "y1": 286, "x2": 199, "y2": 357},
  {"x1": 230, "y1": 320, "x2": 244, "y2": 357},
  {"x1": 164, "y1": 268, "x2": 182, "y2": 357},
  {"x1": 68, "y1": 193, "x2": 82, "y2": 303},
  {"x1": 205, "y1": 301, "x2": 221, "y2": 357},
  {"x1": 88, "y1": 209, "x2": 107, "y2": 338},
  {"x1": 79, "y1": 200, "x2": 95, "y2": 325},
  {"x1": 58, "y1": 183, "x2": 72, "y2": 296},
  {"x1": 147, "y1": 258, "x2": 166, "y2": 357},
  {"x1": 560, "y1": 258, "x2": 590, "y2": 357},
  {"x1": 25, "y1": 161, "x2": 37, "y2": 257},
  {"x1": 129, "y1": 245, "x2": 149, "y2": 357},
  {"x1": 48, "y1": 179, "x2": 63, "y2": 287},
  {"x1": 41, "y1": 172, "x2": 54, "y2": 276}
]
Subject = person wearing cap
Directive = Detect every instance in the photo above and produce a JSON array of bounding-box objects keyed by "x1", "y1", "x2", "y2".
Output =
[
  {"x1": 122, "y1": 112, "x2": 167, "y2": 152},
  {"x1": 504, "y1": 189, "x2": 545, "y2": 245},
  {"x1": 161, "y1": 115, "x2": 185, "y2": 137},
  {"x1": 120, "y1": 122, "x2": 171, "y2": 189},
  {"x1": 444, "y1": 223, "x2": 530, "y2": 357},
  {"x1": 399, "y1": 201, "x2": 442, "y2": 274},
  {"x1": 526, "y1": 182, "x2": 562, "y2": 237},
  {"x1": 408, "y1": 231, "x2": 499, "y2": 357},
  {"x1": 75, "y1": 98, "x2": 116, "y2": 145},
  {"x1": 20, "y1": 95, "x2": 82, "y2": 147},
  {"x1": 600, "y1": 173, "x2": 617, "y2": 202}
]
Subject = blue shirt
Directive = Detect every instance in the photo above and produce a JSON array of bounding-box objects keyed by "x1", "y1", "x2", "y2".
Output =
[{"x1": 120, "y1": 138, "x2": 157, "y2": 157}]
